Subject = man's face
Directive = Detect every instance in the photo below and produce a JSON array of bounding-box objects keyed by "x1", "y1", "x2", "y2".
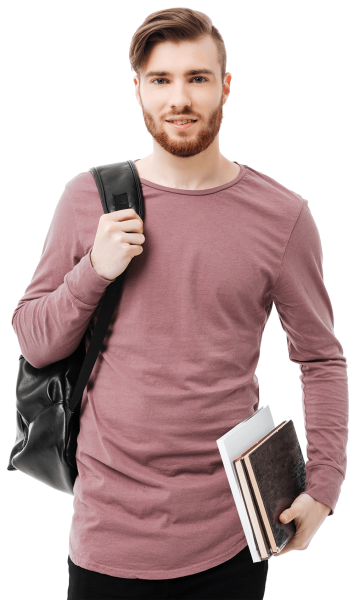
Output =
[{"x1": 134, "y1": 36, "x2": 230, "y2": 158}]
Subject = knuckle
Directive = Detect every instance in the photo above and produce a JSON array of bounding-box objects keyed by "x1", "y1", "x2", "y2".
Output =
[{"x1": 105, "y1": 222, "x2": 116, "y2": 234}]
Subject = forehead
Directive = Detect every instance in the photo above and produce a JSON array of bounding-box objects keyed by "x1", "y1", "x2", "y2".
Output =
[{"x1": 142, "y1": 35, "x2": 220, "y2": 77}]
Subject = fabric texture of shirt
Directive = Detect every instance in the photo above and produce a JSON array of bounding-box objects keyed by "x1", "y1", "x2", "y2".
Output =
[{"x1": 12, "y1": 161, "x2": 349, "y2": 579}]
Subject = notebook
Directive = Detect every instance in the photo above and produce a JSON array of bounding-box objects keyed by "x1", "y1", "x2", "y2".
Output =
[{"x1": 216, "y1": 406, "x2": 306, "y2": 562}]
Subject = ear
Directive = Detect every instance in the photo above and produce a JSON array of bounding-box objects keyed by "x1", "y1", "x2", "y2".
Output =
[
  {"x1": 134, "y1": 76, "x2": 142, "y2": 107},
  {"x1": 222, "y1": 72, "x2": 232, "y2": 105}
]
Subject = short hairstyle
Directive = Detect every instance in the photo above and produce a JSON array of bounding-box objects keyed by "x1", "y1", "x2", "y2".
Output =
[{"x1": 129, "y1": 8, "x2": 227, "y2": 82}]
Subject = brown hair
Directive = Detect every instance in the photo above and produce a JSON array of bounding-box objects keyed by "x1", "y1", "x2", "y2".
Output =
[{"x1": 129, "y1": 8, "x2": 227, "y2": 82}]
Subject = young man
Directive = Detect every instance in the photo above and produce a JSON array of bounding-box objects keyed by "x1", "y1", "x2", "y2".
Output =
[{"x1": 12, "y1": 8, "x2": 348, "y2": 600}]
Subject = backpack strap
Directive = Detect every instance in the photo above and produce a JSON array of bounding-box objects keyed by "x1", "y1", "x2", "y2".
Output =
[
  {"x1": 90, "y1": 159, "x2": 144, "y2": 219},
  {"x1": 68, "y1": 160, "x2": 143, "y2": 413}
]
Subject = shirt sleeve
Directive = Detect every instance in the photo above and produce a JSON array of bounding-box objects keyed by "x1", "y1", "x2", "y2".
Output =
[
  {"x1": 12, "y1": 178, "x2": 112, "y2": 369},
  {"x1": 269, "y1": 199, "x2": 349, "y2": 516}
]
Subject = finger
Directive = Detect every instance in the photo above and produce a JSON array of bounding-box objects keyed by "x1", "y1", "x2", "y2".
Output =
[
  {"x1": 111, "y1": 208, "x2": 141, "y2": 222},
  {"x1": 274, "y1": 549, "x2": 287, "y2": 557},
  {"x1": 277, "y1": 534, "x2": 300, "y2": 556},
  {"x1": 105, "y1": 208, "x2": 143, "y2": 225}
]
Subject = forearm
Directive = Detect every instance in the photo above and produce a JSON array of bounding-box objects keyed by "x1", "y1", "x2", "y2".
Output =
[{"x1": 12, "y1": 250, "x2": 111, "y2": 368}]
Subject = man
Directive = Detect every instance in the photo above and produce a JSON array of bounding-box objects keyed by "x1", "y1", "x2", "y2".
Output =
[{"x1": 12, "y1": 8, "x2": 348, "y2": 600}]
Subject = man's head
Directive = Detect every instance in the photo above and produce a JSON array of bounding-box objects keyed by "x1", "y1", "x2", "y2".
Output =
[{"x1": 129, "y1": 8, "x2": 231, "y2": 158}]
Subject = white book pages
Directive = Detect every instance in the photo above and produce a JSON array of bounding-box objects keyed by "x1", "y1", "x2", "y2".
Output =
[{"x1": 216, "y1": 405, "x2": 275, "y2": 563}]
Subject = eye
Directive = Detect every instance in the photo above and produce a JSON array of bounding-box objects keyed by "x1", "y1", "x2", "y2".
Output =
[{"x1": 151, "y1": 76, "x2": 208, "y2": 85}]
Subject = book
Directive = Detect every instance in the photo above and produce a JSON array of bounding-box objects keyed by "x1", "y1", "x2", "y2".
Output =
[{"x1": 216, "y1": 406, "x2": 306, "y2": 562}]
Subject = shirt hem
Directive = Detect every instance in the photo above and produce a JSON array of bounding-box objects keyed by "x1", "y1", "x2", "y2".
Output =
[{"x1": 69, "y1": 536, "x2": 249, "y2": 580}]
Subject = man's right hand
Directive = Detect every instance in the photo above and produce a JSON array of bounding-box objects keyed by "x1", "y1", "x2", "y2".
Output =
[{"x1": 90, "y1": 208, "x2": 145, "y2": 281}]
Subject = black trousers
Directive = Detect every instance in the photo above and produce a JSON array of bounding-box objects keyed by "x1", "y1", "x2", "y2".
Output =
[{"x1": 67, "y1": 545, "x2": 269, "y2": 600}]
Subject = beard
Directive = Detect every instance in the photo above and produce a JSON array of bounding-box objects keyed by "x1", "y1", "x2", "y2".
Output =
[{"x1": 139, "y1": 93, "x2": 224, "y2": 158}]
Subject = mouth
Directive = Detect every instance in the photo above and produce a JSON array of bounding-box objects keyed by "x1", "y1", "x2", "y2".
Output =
[{"x1": 165, "y1": 119, "x2": 197, "y2": 130}]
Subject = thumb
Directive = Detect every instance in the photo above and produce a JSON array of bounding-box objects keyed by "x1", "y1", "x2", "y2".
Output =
[{"x1": 279, "y1": 507, "x2": 295, "y2": 523}]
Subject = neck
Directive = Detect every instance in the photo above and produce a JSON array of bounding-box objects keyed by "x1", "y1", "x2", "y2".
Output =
[{"x1": 136, "y1": 138, "x2": 239, "y2": 190}]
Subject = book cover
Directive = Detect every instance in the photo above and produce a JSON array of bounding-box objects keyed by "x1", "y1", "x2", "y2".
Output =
[{"x1": 243, "y1": 420, "x2": 306, "y2": 553}]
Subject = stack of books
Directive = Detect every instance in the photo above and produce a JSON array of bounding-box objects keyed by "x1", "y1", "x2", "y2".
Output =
[{"x1": 216, "y1": 406, "x2": 306, "y2": 562}]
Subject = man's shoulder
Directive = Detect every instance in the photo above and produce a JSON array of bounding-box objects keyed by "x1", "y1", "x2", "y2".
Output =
[
  {"x1": 243, "y1": 163, "x2": 305, "y2": 216},
  {"x1": 62, "y1": 170, "x2": 103, "y2": 236},
  {"x1": 65, "y1": 169, "x2": 98, "y2": 199}
]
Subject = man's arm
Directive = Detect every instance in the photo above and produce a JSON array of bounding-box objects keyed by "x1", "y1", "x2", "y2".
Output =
[
  {"x1": 12, "y1": 178, "x2": 112, "y2": 369},
  {"x1": 269, "y1": 199, "x2": 349, "y2": 518}
]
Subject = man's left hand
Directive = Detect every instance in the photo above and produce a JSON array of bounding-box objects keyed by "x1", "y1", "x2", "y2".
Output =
[{"x1": 273, "y1": 492, "x2": 331, "y2": 557}]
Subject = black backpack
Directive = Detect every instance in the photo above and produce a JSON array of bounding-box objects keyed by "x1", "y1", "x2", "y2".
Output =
[{"x1": 7, "y1": 160, "x2": 144, "y2": 494}]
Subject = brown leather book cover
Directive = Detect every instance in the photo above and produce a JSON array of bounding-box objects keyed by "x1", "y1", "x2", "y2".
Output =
[{"x1": 243, "y1": 420, "x2": 306, "y2": 553}]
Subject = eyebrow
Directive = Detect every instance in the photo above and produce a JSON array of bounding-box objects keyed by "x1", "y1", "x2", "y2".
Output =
[{"x1": 144, "y1": 69, "x2": 215, "y2": 79}]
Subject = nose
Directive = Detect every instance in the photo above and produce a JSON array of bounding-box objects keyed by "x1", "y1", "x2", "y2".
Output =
[{"x1": 170, "y1": 84, "x2": 191, "y2": 113}]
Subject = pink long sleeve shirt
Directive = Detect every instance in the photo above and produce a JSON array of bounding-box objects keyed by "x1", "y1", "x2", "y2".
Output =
[{"x1": 12, "y1": 161, "x2": 348, "y2": 579}]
